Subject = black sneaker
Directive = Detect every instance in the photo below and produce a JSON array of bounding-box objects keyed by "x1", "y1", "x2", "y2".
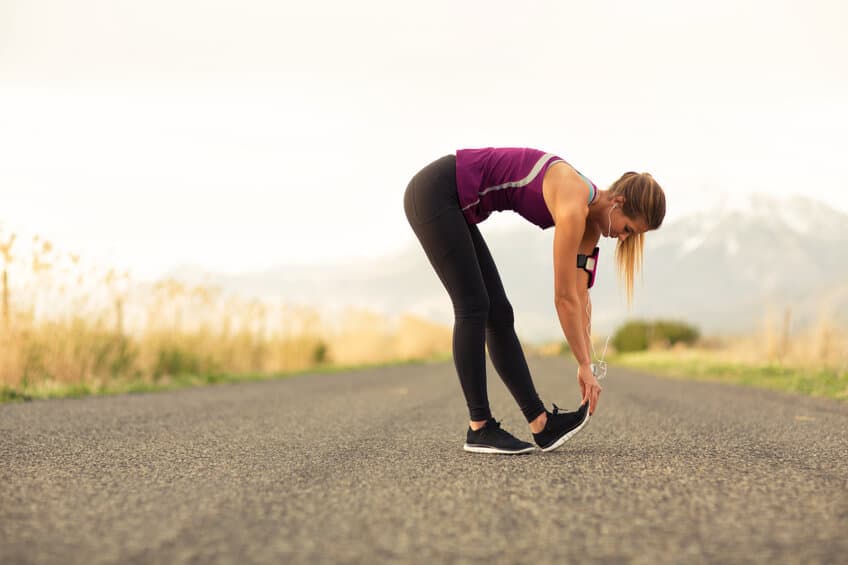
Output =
[
  {"x1": 533, "y1": 402, "x2": 591, "y2": 452},
  {"x1": 463, "y1": 418, "x2": 536, "y2": 454}
]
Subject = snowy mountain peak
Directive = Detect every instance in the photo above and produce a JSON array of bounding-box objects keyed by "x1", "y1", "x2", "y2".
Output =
[
  {"x1": 646, "y1": 192, "x2": 847, "y2": 261},
  {"x1": 670, "y1": 193, "x2": 843, "y2": 239}
]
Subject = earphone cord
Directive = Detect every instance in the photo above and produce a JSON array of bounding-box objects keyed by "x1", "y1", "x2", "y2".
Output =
[
  {"x1": 586, "y1": 291, "x2": 610, "y2": 379},
  {"x1": 586, "y1": 201, "x2": 616, "y2": 380}
]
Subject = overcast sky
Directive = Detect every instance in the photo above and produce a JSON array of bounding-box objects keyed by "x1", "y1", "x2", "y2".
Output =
[{"x1": 1, "y1": 0, "x2": 845, "y2": 280}]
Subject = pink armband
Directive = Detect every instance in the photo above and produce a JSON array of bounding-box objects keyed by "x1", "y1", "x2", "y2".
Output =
[{"x1": 577, "y1": 247, "x2": 600, "y2": 289}]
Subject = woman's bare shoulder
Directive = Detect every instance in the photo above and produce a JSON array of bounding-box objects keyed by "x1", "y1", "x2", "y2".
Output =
[{"x1": 543, "y1": 161, "x2": 592, "y2": 221}]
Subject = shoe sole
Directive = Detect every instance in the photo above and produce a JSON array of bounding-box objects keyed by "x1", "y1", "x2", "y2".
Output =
[
  {"x1": 463, "y1": 443, "x2": 537, "y2": 455},
  {"x1": 540, "y1": 411, "x2": 591, "y2": 453}
]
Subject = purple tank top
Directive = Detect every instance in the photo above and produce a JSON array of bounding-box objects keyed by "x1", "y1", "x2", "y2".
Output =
[{"x1": 455, "y1": 147, "x2": 598, "y2": 229}]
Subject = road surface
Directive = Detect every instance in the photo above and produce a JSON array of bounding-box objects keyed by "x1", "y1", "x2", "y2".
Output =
[{"x1": 2, "y1": 355, "x2": 846, "y2": 564}]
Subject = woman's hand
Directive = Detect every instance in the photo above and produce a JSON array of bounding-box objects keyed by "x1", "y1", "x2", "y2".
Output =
[{"x1": 578, "y1": 364, "x2": 602, "y2": 415}]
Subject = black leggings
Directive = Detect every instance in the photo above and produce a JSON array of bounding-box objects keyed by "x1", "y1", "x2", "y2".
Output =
[{"x1": 403, "y1": 154, "x2": 546, "y2": 423}]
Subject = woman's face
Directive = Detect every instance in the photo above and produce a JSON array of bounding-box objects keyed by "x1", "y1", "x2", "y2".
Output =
[{"x1": 603, "y1": 204, "x2": 650, "y2": 242}]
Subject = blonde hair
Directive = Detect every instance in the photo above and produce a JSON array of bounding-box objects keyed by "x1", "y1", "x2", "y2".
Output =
[{"x1": 609, "y1": 172, "x2": 666, "y2": 306}]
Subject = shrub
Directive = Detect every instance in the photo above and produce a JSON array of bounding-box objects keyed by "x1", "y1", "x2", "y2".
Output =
[
  {"x1": 612, "y1": 319, "x2": 700, "y2": 352},
  {"x1": 313, "y1": 340, "x2": 328, "y2": 364},
  {"x1": 612, "y1": 320, "x2": 652, "y2": 352},
  {"x1": 653, "y1": 320, "x2": 700, "y2": 347},
  {"x1": 153, "y1": 346, "x2": 210, "y2": 380}
]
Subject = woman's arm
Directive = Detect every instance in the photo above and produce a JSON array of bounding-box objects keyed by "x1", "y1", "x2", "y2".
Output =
[
  {"x1": 577, "y1": 274, "x2": 593, "y2": 401},
  {"x1": 552, "y1": 215, "x2": 592, "y2": 367},
  {"x1": 546, "y1": 164, "x2": 595, "y2": 364},
  {"x1": 546, "y1": 165, "x2": 603, "y2": 413},
  {"x1": 575, "y1": 225, "x2": 600, "y2": 366},
  {"x1": 578, "y1": 270, "x2": 591, "y2": 354}
]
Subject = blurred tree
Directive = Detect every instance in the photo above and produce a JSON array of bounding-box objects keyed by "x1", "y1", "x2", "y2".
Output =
[
  {"x1": 612, "y1": 319, "x2": 700, "y2": 352},
  {"x1": 612, "y1": 320, "x2": 652, "y2": 352}
]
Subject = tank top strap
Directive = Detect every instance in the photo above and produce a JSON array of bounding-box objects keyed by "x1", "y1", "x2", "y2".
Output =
[
  {"x1": 550, "y1": 158, "x2": 597, "y2": 205},
  {"x1": 578, "y1": 173, "x2": 597, "y2": 205}
]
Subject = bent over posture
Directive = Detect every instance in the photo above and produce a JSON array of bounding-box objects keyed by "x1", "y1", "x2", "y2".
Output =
[{"x1": 403, "y1": 147, "x2": 665, "y2": 454}]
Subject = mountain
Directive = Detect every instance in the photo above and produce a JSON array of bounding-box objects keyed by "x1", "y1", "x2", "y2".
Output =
[{"x1": 166, "y1": 194, "x2": 848, "y2": 343}]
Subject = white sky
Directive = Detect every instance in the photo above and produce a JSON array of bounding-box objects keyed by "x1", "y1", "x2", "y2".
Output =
[{"x1": 1, "y1": 0, "x2": 846, "y2": 280}]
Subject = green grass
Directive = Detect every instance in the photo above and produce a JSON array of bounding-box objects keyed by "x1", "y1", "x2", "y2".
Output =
[
  {"x1": 0, "y1": 352, "x2": 453, "y2": 404},
  {"x1": 610, "y1": 349, "x2": 848, "y2": 400}
]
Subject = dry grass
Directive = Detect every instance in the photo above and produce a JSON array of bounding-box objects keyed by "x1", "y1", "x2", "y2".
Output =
[
  {"x1": 674, "y1": 304, "x2": 848, "y2": 375},
  {"x1": 535, "y1": 307, "x2": 848, "y2": 400},
  {"x1": 0, "y1": 229, "x2": 452, "y2": 398}
]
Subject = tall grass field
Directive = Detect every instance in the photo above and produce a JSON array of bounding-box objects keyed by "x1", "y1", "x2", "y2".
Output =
[
  {"x1": 0, "y1": 231, "x2": 452, "y2": 402},
  {"x1": 2, "y1": 230, "x2": 845, "y2": 403},
  {"x1": 588, "y1": 314, "x2": 848, "y2": 400}
]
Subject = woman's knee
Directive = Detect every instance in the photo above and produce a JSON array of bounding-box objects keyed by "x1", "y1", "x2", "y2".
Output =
[
  {"x1": 487, "y1": 299, "x2": 514, "y2": 328},
  {"x1": 453, "y1": 291, "x2": 490, "y2": 321}
]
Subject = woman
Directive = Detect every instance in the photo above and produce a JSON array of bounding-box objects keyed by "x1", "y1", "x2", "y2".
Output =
[{"x1": 403, "y1": 147, "x2": 665, "y2": 454}]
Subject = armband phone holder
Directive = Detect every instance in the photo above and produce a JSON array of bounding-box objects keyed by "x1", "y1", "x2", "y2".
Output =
[{"x1": 577, "y1": 246, "x2": 600, "y2": 289}]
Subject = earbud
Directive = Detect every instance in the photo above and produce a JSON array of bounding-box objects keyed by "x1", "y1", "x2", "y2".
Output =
[{"x1": 612, "y1": 204, "x2": 618, "y2": 210}]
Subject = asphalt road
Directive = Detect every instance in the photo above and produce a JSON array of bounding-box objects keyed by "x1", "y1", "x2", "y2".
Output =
[{"x1": 1, "y1": 355, "x2": 846, "y2": 564}]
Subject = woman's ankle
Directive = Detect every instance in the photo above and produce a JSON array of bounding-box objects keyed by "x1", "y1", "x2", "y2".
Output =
[
  {"x1": 529, "y1": 411, "x2": 547, "y2": 434},
  {"x1": 469, "y1": 419, "x2": 488, "y2": 431}
]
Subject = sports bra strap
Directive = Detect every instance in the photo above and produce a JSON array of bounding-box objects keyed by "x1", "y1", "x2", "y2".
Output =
[{"x1": 577, "y1": 173, "x2": 596, "y2": 205}]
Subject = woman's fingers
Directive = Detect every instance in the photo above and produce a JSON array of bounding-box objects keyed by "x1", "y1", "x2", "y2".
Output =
[
  {"x1": 590, "y1": 384, "x2": 602, "y2": 415},
  {"x1": 576, "y1": 367, "x2": 601, "y2": 414}
]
